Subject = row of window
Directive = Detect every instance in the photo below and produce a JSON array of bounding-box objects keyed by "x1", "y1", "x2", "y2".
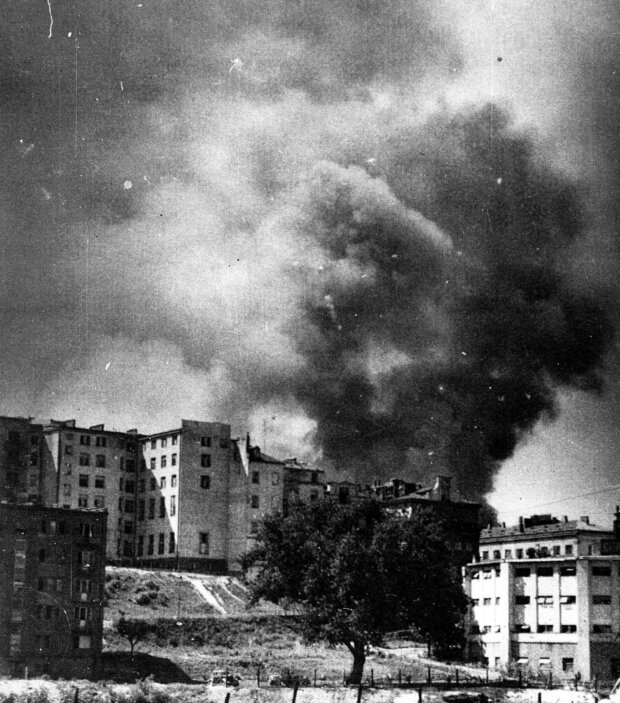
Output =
[
  {"x1": 33, "y1": 633, "x2": 92, "y2": 651},
  {"x1": 137, "y1": 532, "x2": 176, "y2": 556},
  {"x1": 472, "y1": 565, "x2": 581, "y2": 579},
  {"x1": 514, "y1": 595, "x2": 577, "y2": 605},
  {"x1": 472, "y1": 624, "x2": 580, "y2": 634},
  {"x1": 77, "y1": 494, "x2": 105, "y2": 508},
  {"x1": 66, "y1": 433, "x2": 136, "y2": 452},
  {"x1": 134, "y1": 495, "x2": 177, "y2": 520},
  {"x1": 141, "y1": 435, "x2": 229, "y2": 451},
  {"x1": 79, "y1": 474, "x2": 106, "y2": 488},
  {"x1": 481, "y1": 545, "x2": 575, "y2": 560},
  {"x1": 251, "y1": 470, "x2": 281, "y2": 485}
]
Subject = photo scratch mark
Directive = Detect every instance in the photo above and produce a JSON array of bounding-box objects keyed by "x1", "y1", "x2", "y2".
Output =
[{"x1": 46, "y1": 0, "x2": 53, "y2": 39}]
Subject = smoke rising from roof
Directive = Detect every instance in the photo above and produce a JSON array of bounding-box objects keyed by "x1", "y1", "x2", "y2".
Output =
[{"x1": 0, "y1": 1, "x2": 616, "y2": 505}]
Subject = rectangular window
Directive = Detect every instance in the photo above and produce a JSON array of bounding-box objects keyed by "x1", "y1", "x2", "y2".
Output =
[
  {"x1": 537, "y1": 596, "x2": 553, "y2": 605},
  {"x1": 219, "y1": 437, "x2": 229, "y2": 449},
  {"x1": 125, "y1": 480, "x2": 135, "y2": 493},
  {"x1": 592, "y1": 565, "x2": 612, "y2": 576},
  {"x1": 150, "y1": 457, "x2": 156, "y2": 470},
  {"x1": 562, "y1": 658, "x2": 574, "y2": 673},
  {"x1": 125, "y1": 459, "x2": 135, "y2": 472},
  {"x1": 560, "y1": 595, "x2": 576, "y2": 604},
  {"x1": 553, "y1": 545, "x2": 561, "y2": 555},
  {"x1": 493, "y1": 550, "x2": 501, "y2": 560},
  {"x1": 504, "y1": 549, "x2": 512, "y2": 559},
  {"x1": 125, "y1": 499, "x2": 135, "y2": 513},
  {"x1": 169, "y1": 532, "x2": 175, "y2": 553},
  {"x1": 593, "y1": 595, "x2": 612, "y2": 604},
  {"x1": 161, "y1": 455, "x2": 167, "y2": 468},
  {"x1": 148, "y1": 498, "x2": 155, "y2": 519},
  {"x1": 125, "y1": 521, "x2": 134, "y2": 535},
  {"x1": 481, "y1": 551, "x2": 489, "y2": 560},
  {"x1": 151, "y1": 440, "x2": 157, "y2": 450},
  {"x1": 160, "y1": 476, "x2": 166, "y2": 489},
  {"x1": 158, "y1": 533, "x2": 165, "y2": 554},
  {"x1": 148, "y1": 534, "x2": 154, "y2": 555},
  {"x1": 138, "y1": 479, "x2": 145, "y2": 492},
  {"x1": 483, "y1": 597, "x2": 492, "y2": 605},
  {"x1": 63, "y1": 483, "x2": 71, "y2": 497},
  {"x1": 95, "y1": 455, "x2": 106, "y2": 468},
  {"x1": 593, "y1": 624, "x2": 612, "y2": 633},
  {"x1": 537, "y1": 566, "x2": 553, "y2": 577},
  {"x1": 201, "y1": 454, "x2": 211, "y2": 468},
  {"x1": 516, "y1": 548, "x2": 523, "y2": 559},
  {"x1": 65, "y1": 445, "x2": 73, "y2": 455},
  {"x1": 94, "y1": 496, "x2": 105, "y2": 508},
  {"x1": 251, "y1": 495, "x2": 260, "y2": 509},
  {"x1": 120, "y1": 477, "x2": 124, "y2": 491},
  {"x1": 150, "y1": 477, "x2": 156, "y2": 490},
  {"x1": 272, "y1": 472, "x2": 280, "y2": 485},
  {"x1": 118, "y1": 497, "x2": 123, "y2": 511},
  {"x1": 171, "y1": 435, "x2": 178, "y2": 446},
  {"x1": 95, "y1": 475, "x2": 105, "y2": 489},
  {"x1": 138, "y1": 499, "x2": 145, "y2": 521},
  {"x1": 137, "y1": 535, "x2": 144, "y2": 557},
  {"x1": 252, "y1": 470, "x2": 260, "y2": 484},
  {"x1": 79, "y1": 453, "x2": 90, "y2": 466},
  {"x1": 471, "y1": 598, "x2": 479, "y2": 606},
  {"x1": 159, "y1": 496, "x2": 166, "y2": 518},
  {"x1": 201, "y1": 436, "x2": 211, "y2": 447},
  {"x1": 170, "y1": 495, "x2": 176, "y2": 516},
  {"x1": 80, "y1": 435, "x2": 91, "y2": 446},
  {"x1": 561, "y1": 624, "x2": 577, "y2": 633},
  {"x1": 565, "y1": 544, "x2": 573, "y2": 555},
  {"x1": 78, "y1": 495, "x2": 88, "y2": 508},
  {"x1": 171, "y1": 474, "x2": 177, "y2": 487},
  {"x1": 74, "y1": 635, "x2": 91, "y2": 650},
  {"x1": 161, "y1": 438, "x2": 167, "y2": 448},
  {"x1": 79, "y1": 474, "x2": 89, "y2": 488},
  {"x1": 560, "y1": 566, "x2": 576, "y2": 576},
  {"x1": 199, "y1": 532, "x2": 209, "y2": 555},
  {"x1": 200, "y1": 475, "x2": 210, "y2": 489},
  {"x1": 171, "y1": 454, "x2": 177, "y2": 466},
  {"x1": 482, "y1": 570, "x2": 492, "y2": 579},
  {"x1": 77, "y1": 550, "x2": 94, "y2": 567},
  {"x1": 95, "y1": 436, "x2": 107, "y2": 447}
]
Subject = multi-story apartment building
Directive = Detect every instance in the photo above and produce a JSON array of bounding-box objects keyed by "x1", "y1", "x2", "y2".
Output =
[
  {"x1": 0, "y1": 503, "x2": 106, "y2": 678},
  {"x1": 464, "y1": 511, "x2": 620, "y2": 683},
  {"x1": 283, "y1": 459, "x2": 325, "y2": 514},
  {"x1": 40, "y1": 420, "x2": 140, "y2": 562},
  {"x1": 0, "y1": 416, "x2": 44, "y2": 504}
]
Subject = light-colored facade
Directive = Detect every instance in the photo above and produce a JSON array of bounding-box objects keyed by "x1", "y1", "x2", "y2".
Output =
[{"x1": 464, "y1": 512, "x2": 620, "y2": 683}]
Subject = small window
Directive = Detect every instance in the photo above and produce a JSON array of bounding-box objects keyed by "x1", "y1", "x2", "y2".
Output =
[
  {"x1": 252, "y1": 470, "x2": 260, "y2": 484},
  {"x1": 553, "y1": 545, "x2": 561, "y2": 555},
  {"x1": 201, "y1": 436, "x2": 211, "y2": 447},
  {"x1": 151, "y1": 440, "x2": 156, "y2": 450},
  {"x1": 29, "y1": 451, "x2": 38, "y2": 466},
  {"x1": 125, "y1": 459, "x2": 135, "y2": 472},
  {"x1": 593, "y1": 595, "x2": 612, "y2": 605},
  {"x1": 161, "y1": 455, "x2": 167, "y2": 468},
  {"x1": 483, "y1": 597, "x2": 492, "y2": 605},
  {"x1": 171, "y1": 435, "x2": 178, "y2": 445},
  {"x1": 124, "y1": 521, "x2": 134, "y2": 535},
  {"x1": 169, "y1": 532, "x2": 176, "y2": 553},
  {"x1": 515, "y1": 595, "x2": 530, "y2": 605},
  {"x1": 514, "y1": 624, "x2": 531, "y2": 633},
  {"x1": 149, "y1": 477, "x2": 156, "y2": 490},
  {"x1": 537, "y1": 566, "x2": 553, "y2": 577},
  {"x1": 161, "y1": 438, "x2": 167, "y2": 448},
  {"x1": 565, "y1": 544, "x2": 574, "y2": 555},
  {"x1": 159, "y1": 496, "x2": 166, "y2": 518},
  {"x1": 493, "y1": 550, "x2": 501, "y2": 560},
  {"x1": 219, "y1": 437, "x2": 229, "y2": 449},
  {"x1": 471, "y1": 598, "x2": 480, "y2": 606},
  {"x1": 150, "y1": 457, "x2": 156, "y2": 470},
  {"x1": 516, "y1": 549, "x2": 523, "y2": 559},
  {"x1": 158, "y1": 533, "x2": 165, "y2": 554},
  {"x1": 537, "y1": 595, "x2": 553, "y2": 605},
  {"x1": 65, "y1": 445, "x2": 73, "y2": 455},
  {"x1": 170, "y1": 495, "x2": 176, "y2": 516},
  {"x1": 251, "y1": 495, "x2": 260, "y2": 509},
  {"x1": 504, "y1": 549, "x2": 512, "y2": 559},
  {"x1": 592, "y1": 565, "x2": 612, "y2": 576},
  {"x1": 200, "y1": 475, "x2": 210, "y2": 489},
  {"x1": 138, "y1": 479, "x2": 145, "y2": 492},
  {"x1": 593, "y1": 624, "x2": 612, "y2": 633},
  {"x1": 560, "y1": 595, "x2": 576, "y2": 604},
  {"x1": 78, "y1": 494, "x2": 88, "y2": 508},
  {"x1": 171, "y1": 454, "x2": 177, "y2": 466},
  {"x1": 160, "y1": 476, "x2": 166, "y2": 489},
  {"x1": 562, "y1": 658, "x2": 574, "y2": 673},
  {"x1": 95, "y1": 455, "x2": 106, "y2": 468},
  {"x1": 94, "y1": 496, "x2": 105, "y2": 508},
  {"x1": 148, "y1": 498, "x2": 155, "y2": 519},
  {"x1": 560, "y1": 566, "x2": 576, "y2": 576},
  {"x1": 79, "y1": 454, "x2": 90, "y2": 467},
  {"x1": 171, "y1": 474, "x2": 177, "y2": 487},
  {"x1": 38, "y1": 548, "x2": 46, "y2": 562},
  {"x1": 80, "y1": 435, "x2": 91, "y2": 446},
  {"x1": 95, "y1": 436, "x2": 107, "y2": 447},
  {"x1": 481, "y1": 551, "x2": 489, "y2": 560},
  {"x1": 138, "y1": 499, "x2": 145, "y2": 521},
  {"x1": 199, "y1": 532, "x2": 209, "y2": 555},
  {"x1": 125, "y1": 499, "x2": 135, "y2": 513},
  {"x1": 125, "y1": 480, "x2": 134, "y2": 493},
  {"x1": 560, "y1": 624, "x2": 577, "y2": 633},
  {"x1": 148, "y1": 534, "x2": 154, "y2": 555},
  {"x1": 137, "y1": 535, "x2": 144, "y2": 557},
  {"x1": 201, "y1": 454, "x2": 211, "y2": 468},
  {"x1": 272, "y1": 472, "x2": 280, "y2": 485},
  {"x1": 482, "y1": 569, "x2": 492, "y2": 579},
  {"x1": 95, "y1": 475, "x2": 105, "y2": 489}
]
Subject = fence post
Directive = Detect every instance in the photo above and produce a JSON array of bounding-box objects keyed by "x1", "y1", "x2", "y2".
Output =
[
  {"x1": 427, "y1": 667, "x2": 432, "y2": 686},
  {"x1": 371, "y1": 669, "x2": 374, "y2": 687},
  {"x1": 486, "y1": 666, "x2": 489, "y2": 684},
  {"x1": 418, "y1": 686, "x2": 423, "y2": 703},
  {"x1": 292, "y1": 682, "x2": 299, "y2": 703},
  {"x1": 455, "y1": 669, "x2": 459, "y2": 685},
  {"x1": 225, "y1": 694, "x2": 230, "y2": 703},
  {"x1": 74, "y1": 689, "x2": 79, "y2": 703},
  {"x1": 537, "y1": 692, "x2": 542, "y2": 703},
  {"x1": 398, "y1": 670, "x2": 402, "y2": 686},
  {"x1": 257, "y1": 667, "x2": 261, "y2": 688},
  {"x1": 357, "y1": 684, "x2": 363, "y2": 703},
  {"x1": 314, "y1": 669, "x2": 317, "y2": 687}
]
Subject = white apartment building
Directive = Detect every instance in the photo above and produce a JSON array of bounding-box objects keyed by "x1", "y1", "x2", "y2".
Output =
[{"x1": 464, "y1": 511, "x2": 620, "y2": 683}]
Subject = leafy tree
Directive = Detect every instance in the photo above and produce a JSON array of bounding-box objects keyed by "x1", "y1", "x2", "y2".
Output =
[
  {"x1": 242, "y1": 499, "x2": 467, "y2": 684},
  {"x1": 116, "y1": 616, "x2": 150, "y2": 656}
]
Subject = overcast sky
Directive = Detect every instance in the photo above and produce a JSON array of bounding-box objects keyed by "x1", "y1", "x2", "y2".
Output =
[{"x1": 1, "y1": 1, "x2": 617, "y2": 525}]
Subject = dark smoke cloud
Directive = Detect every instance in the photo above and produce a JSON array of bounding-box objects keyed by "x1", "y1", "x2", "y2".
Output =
[{"x1": 0, "y1": 0, "x2": 616, "y2": 507}]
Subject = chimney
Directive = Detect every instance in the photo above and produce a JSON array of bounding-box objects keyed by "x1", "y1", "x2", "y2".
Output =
[
  {"x1": 433, "y1": 475, "x2": 452, "y2": 501},
  {"x1": 614, "y1": 506, "x2": 620, "y2": 540},
  {"x1": 519, "y1": 516, "x2": 524, "y2": 533},
  {"x1": 563, "y1": 515, "x2": 568, "y2": 523},
  {"x1": 580, "y1": 516, "x2": 589, "y2": 525}
]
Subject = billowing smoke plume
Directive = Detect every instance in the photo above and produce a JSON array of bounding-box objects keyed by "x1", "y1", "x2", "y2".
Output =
[{"x1": 0, "y1": 1, "x2": 616, "y2": 505}]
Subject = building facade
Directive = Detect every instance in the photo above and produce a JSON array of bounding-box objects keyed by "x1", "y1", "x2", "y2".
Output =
[
  {"x1": 0, "y1": 503, "x2": 106, "y2": 678},
  {"x1": 464, "y1": 512, "x2": 620, "y2": 683}
]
